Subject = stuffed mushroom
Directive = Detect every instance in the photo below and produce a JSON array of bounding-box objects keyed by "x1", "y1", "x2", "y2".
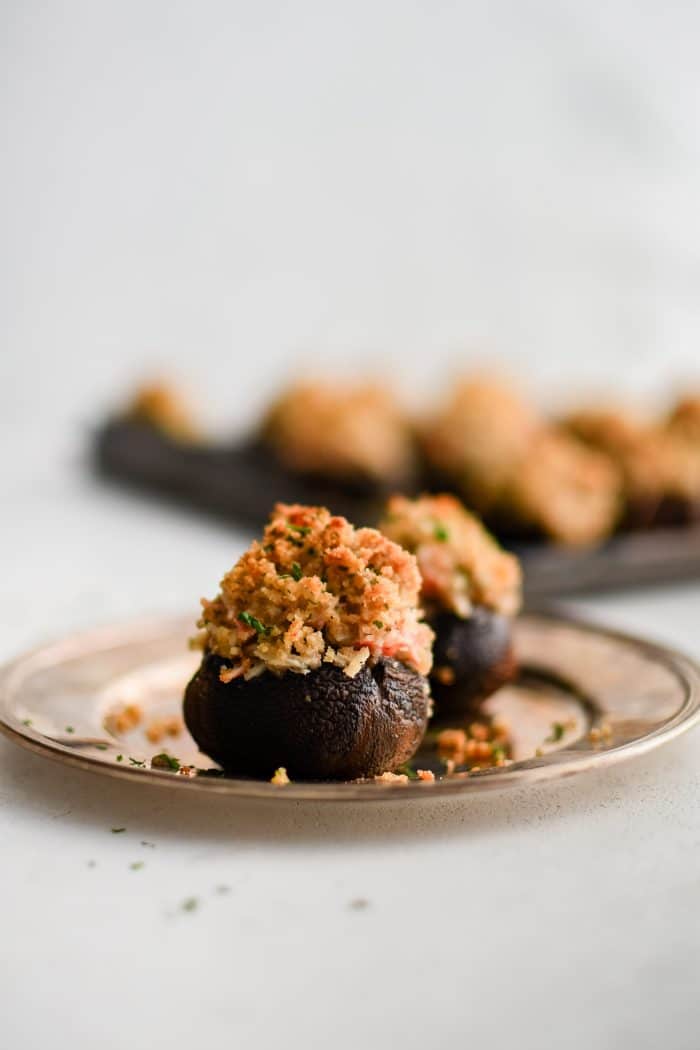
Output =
[
  {"x1": 422, "y1": 376, "x2": 621, "y2": 547},
  {"x1": 379, "y1": 494, "x2": 521, "y2": 717},
  {"x1": 261, "y1": 380, "x2": 416, "y2": 495},
  {"x1": 184, "y1": 503, "x2": 434, "y2": 779},
  {"x1": 564, "y1": 406, "x2": 700, "y2": 528}
]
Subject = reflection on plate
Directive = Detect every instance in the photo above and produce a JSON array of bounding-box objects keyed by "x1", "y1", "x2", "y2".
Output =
[{"x1": 0, "y1": 611, "x2": 698, "y2": 801}]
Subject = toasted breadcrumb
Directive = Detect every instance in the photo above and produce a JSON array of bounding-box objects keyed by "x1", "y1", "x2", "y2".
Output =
[
  {"x1": 380, "y1": 494, "x2": 521, "y2": 618},
  {"x1": 436, "y1": 728, "x2": 468, "y2": 758},
  {"x1": 434, "y1": 665, "x2": 456, "y2": 685},
  {"x1": 196, "y1": 503, "x2": 433, "y2": 680},
  {"x1": 374, "y1": 771, "x2": 409, "y2": 784},
  {"x1": 416, "y1": 769, "x2": 435, "y2": 782},
  {"x1": 105, "y1": 704, "x2": 143, "y2": 735},
  {"x1": 145, "y1": 715, "x2": 184, "y2": 744}
]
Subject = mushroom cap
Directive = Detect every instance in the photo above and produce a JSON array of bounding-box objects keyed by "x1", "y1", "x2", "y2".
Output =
[
  {"x1": 429, "y1": 607, "x2": 516, "y2": 718},
  {"x1": 184, "y1": 654, "x2": 430, "y2": 780}
]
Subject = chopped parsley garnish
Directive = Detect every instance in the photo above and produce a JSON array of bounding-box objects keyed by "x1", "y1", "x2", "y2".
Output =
[
  {"x1": 546, "y1": 722, "x2": 565, "y2": 743},
  {"x1": 373, "y1": 620, "x2": 384, "y2": 629},
  {"x1": 151, "y1": 752, "x2": 180, "y2": 772},
  {"x1": 129, "y1": 861, "x2": 144, "y2": 871},
  {"x1": 128, "y1": 757, "x2": 146, "y2": 768},
  {"x1": 433, "y1": 523, "x2": 449, "y2": 542},
  {"x1": 291, "y1": 561, "x2": 303, "y2": 581},
  {"x1": 95, "y1": 744, "x2": 108, "y2": 751},
  {"x1": 289, "y1": 524, "x2": 311, "y2": 535},
  {"x1": 116, "y1": 754, "x2": 123, "y2": 762},
  {"x1": 238, "y1": 611, "x2": 268, "y2": 635},
  {"x1": 22, "y1": 719, "x2": 32, "y2": 727},
  {"x1": 111, "y1": 827, "x2": 126, "y2": 834},
  {"x1": 65, "y1": 726, "x2": 75, "y2": 733},
  {"x1": 395, "y1": 763, "x2": 419, "y2": 780},
  {"x1": 182, "y1": 896, "x2": 198, "y2": 912}
]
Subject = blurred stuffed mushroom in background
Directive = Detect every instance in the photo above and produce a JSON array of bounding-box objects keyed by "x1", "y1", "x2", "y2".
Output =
[
  {"x1": 261, "y1": 380, "x2": 417, "y2": 495},
  {"x1": 379, "y1": 494, "x2": 522, "y2": 718},
  {"x1": 422, "y1": 375, "x2": 622, "y2": 547},
  {"x1": 184, "y1": 503, "x2": 434, "y2": 780}
]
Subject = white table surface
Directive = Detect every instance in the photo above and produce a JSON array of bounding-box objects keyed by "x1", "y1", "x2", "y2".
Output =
[{"x1": 3, "y1": 3, "x2": 700, "y2": 1047}]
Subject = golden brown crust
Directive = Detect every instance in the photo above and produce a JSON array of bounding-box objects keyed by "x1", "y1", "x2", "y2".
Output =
[
  {"x1": 124, "y1": 381, "x2": 201, "y2": 442},
  {"x1": 379, "y1": 494, "x2": 521, "y2": 617},
  {"x1": 262, "y1": 381, "x2": 413, "y2": 484},
  {"x1": 564, "y1": 406, "x2": 700, "y2": 512},
  {"x1": 196, "y1": 503, "x2": 434, "y2": 679},
  {"x1": 423, "y1": 378, "x2": 621, "y2": 546}
]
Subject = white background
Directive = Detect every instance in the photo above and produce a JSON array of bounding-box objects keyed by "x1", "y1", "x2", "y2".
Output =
[{"x1": 2, "y1": 3, "x2": 700, "y2": 1048}]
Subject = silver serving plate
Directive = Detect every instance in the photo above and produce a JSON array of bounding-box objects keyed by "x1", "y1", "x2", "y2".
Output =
[{"x1": 0, "y1": 611, "x2": 698, "y2": 801}]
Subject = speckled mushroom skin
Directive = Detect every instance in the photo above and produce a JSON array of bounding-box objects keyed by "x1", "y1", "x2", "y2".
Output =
[
  {"x1": 429, "y1": 607, "x2": 516, "y2": 719},
  {"x1": 184, "y1": 654, "x2": 431, "y2": 780}
]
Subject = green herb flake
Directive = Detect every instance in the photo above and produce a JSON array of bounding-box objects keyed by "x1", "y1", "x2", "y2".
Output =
[
  {"x1": 289, "y1": 524, "x2": 311, "y2": 535},
  {"x1": 395, "y1": 763, "x2": 419, "y2": 780},
  {"x1": 373, "y1": 620, "x2": 384, "y2": 629},
  {"x1": 22, "y1": 719, "x2": 32, "y2": 727},
  {"x1": 546, "y1": 722, "x2": 566, "y2": 743},
  {"x1": 128, "y1": 757, "x2": 146, "y2": 768},
  {"x1": 291, "y1": 561, "x2": 303, "y2": 581},
  {"x1": 116, "y1": 754, "x2": 124, "y2": 762},
  {"x1": 433, "y1": 523, "x2": 449, "y2": 542},
  {"x1": 95, "y1": 744, "x2": 108, "y2": 751},
  {"x1": 182, "y1": 896, "x2": 198, "y2": 912},
  {"x1": 151, "y1": 752, "x2": 180, "y2": 772},
  {"x1": 129, "y1": 861, "x2": 144, "y2": 872},
  {"x1": 111, "y1": 827, "x2": 126, "y2": 834},
  {"x1": 238, "y1": 611, "x2": 268, "y2": 635},
  {"x1": 65, "y1": 726, "x2": 75, "y2": 734}
]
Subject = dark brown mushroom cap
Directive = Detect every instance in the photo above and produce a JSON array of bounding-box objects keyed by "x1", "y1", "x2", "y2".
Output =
[
  {"x1": 429, "y1": 607, "x2": 516, "y2": 718},
  {"x1": 184, "y1": 653, "x2": 430, "y2": 780}
]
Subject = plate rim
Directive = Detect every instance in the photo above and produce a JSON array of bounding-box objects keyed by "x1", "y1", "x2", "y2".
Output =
[{"x1": 0, "y1": 608, "x2": 699, "y2": 802}]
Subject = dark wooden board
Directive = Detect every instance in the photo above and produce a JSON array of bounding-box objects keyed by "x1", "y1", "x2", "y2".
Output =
[{"x1": 94, "y1": 419, "x2": 700, "y2": 599}]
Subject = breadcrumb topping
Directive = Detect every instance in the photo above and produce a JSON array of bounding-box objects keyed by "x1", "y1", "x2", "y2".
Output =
[
  {"x1": 196, "y1": 503, "x2": 434, "y2": 680},
  {"x1": 423, "y1": 377, "x2": 621, "y2": 546},
  {"x1": 422, "y1": 376, "x2": 540, "y2": 512},
  {"x1": 379, "y1": 494, "x2": 521, "y2": 618},
  {"x1": 125, "y1": 381, "x2": 200, "y2": 441},
  {"x1": 263, "y1": 381, "x2": 412, "y2": 483},
  {"x1": 565, "y1": 407, "x2": 700, "y2": 508}
]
